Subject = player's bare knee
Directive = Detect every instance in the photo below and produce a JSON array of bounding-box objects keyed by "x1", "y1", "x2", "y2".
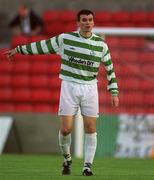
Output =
[
  {"x1": 85, "y1": 127, "x2": 96, "y2": 134},
  {"x1": 61, "y1": 128, "x2": 71, "y2": 136}
]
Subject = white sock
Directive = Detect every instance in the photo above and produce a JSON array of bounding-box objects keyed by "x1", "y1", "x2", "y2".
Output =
[
  {"x1": 58, "y1": 131, "x2": 71, "y2": 160},
  {"x1": 84, "y1": 132, "x2": 97, "y2": 167}
]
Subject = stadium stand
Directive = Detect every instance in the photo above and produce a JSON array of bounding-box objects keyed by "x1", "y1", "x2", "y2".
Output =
[
  {"x1": 112, "y1": 11, "x2": 130, "y2": 24},
  {"x1": 95, "y1": 11, "x2": 112, "y2": 26},
  {"x1": 0, "y1": 11, "x2": 154, "y2": 114}
]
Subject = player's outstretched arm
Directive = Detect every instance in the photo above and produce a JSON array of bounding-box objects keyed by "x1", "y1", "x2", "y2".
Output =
[
  {"x1": 4, "y1": 49, "x2": 17, "y2": 59},
  {"x1": 4, "y1": 34, "x2": 63, "y2": 60}
]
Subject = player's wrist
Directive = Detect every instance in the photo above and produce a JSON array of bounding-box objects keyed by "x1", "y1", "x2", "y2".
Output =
[
  {"x1": 110, "y1": 90, "x2": 119, "y2": 96},
  {"x1": 15, "y1": 46, "x2": 20, "y2": 53},
  {"x1": 111, "y1": 93, "x2": 118, "y2": 97},
  {"x1": 15, "y1": 47, "x2": 18, "y2": 53}
]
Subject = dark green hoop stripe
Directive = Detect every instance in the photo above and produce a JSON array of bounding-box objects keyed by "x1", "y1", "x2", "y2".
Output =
[
  {"x1": 63, "y1": 38, "x2": 103, "y2": 52},
  {"x1": 109, "y1": 78, "x2": 117, "y2": 84},
  {"x1": 90, "y1": 36, "x2": 103, "y2": 42},
  {"x1": 45, "y1": 39, "x2": 56, "y2": 53},
  {"x1": 61, "y1": 69, "x2": 95, "y2": 81},
  {"x1": 104, "y1": 59, "x2": 112, "y2": 66},
  {"x1": 26, "y1": 44, "x2": 33, "y2": 54},
  {"x1": 19, "y1": 46, "x2": 24, "y2": 54},
  {"x1": 56, "y1": 35, "x2": 59, "y2": 47},
  {"x1": 36, "y1": 42, "x2": 44, "y2": 54}
]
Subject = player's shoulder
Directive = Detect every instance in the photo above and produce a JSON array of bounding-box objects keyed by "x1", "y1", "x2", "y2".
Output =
[
  {"x1": 63, "y1": 31, "x2": 80, "y2": 38},
  {"x1": 91, "y1": 33, "x2": 104, "y2": 42}
]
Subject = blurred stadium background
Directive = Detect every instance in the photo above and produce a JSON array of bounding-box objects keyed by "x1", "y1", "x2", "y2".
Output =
[{"x1": 0, "y1": 0, "x2": 154, "y2": 174}]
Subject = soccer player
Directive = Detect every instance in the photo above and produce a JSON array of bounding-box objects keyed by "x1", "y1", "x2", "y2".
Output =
[{"x1": 5, "y1": 9, "x2": 119, "y2": 176}]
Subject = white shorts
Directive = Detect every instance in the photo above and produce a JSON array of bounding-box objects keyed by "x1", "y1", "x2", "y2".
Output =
[{"x1": 58, "y1": 80, "x2": 99, "y2": 117}]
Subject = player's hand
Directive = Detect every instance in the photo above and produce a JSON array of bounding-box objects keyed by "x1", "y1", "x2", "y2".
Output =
[
  {"x1": 4, "y1": 49, "x2": 17, "y2": 59},
  {"x1": 111, "y1": 95, "x2": 119, "y2": 107}
]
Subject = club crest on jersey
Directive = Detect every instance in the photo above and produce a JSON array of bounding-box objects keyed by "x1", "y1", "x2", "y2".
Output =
[{"x1": 90, "y1": 50, "x2": 96, "y2": 56}]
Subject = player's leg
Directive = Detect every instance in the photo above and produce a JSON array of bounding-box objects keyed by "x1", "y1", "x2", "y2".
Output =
[
  {"x1": 80, "y1": 83, "x2": 98, "y2": 176},
  {"x1": 59, "y1": 115, "x2": 74, "y2": 175},
  {"x1": 59, "y1": 116, "x2": 73, "y2": 154},
  {"x1": 58, "y1": 81, "x2": 79, "y2": 175},
  {"x1": 82, "y1": 116, "x2": 97, "y2": 176}
]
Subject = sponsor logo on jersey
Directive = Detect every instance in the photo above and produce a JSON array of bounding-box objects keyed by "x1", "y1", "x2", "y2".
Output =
[{"x1": 68, "y1": 56, "x2": 94, "y2": 67}]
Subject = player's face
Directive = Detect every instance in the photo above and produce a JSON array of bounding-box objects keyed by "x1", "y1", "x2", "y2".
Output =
[
  {"x1": 18, "y1": 7, "x2": 29, "y2": 17},
  {"x1": 77, "y1": 14, "x2": 94, "y2": 33}
]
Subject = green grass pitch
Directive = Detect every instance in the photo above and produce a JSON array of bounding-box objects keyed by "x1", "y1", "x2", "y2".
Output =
[{"x1": 0, "y1": 155, "x2": 154, "y2": 180}]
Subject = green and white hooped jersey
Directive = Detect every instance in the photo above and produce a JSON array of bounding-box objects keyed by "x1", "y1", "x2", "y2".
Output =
[{"x1": 16, "y1": 31, "x2": 118, "y2": 95}]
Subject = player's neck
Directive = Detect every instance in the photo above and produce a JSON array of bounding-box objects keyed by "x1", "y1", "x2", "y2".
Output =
[{"x1": 79, "y1": 31, "x2": 92, "y2": 39}]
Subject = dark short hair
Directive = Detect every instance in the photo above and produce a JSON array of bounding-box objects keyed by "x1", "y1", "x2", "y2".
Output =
[{"x1": 77, "y1": 9, "x2": 94, "y2": 21}]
